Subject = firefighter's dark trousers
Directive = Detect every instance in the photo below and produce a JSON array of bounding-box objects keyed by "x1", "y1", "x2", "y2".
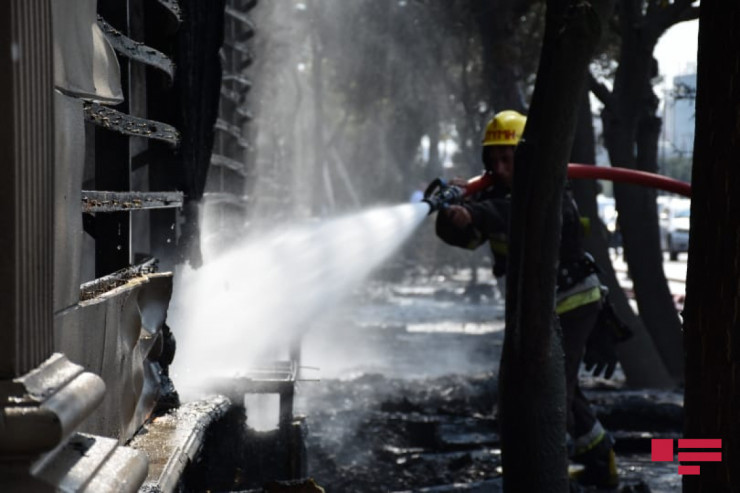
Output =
[{"x1": 559, "y1": 300, "x2": 602, "y2": 441}]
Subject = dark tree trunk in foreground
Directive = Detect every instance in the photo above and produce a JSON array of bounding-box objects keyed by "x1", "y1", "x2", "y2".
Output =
[
  {"x1": 592, "y1": 0, "x2": 698, "y2": 385},
  {"x1": 570, "y1": 88, "x2": 673, "y2": 388},
  {"x1": 683, "y1": 3, "x2": 740, "y2": 491},
  {"x1": 500, "y1": 1, "x2": 612, "y2": 490}
]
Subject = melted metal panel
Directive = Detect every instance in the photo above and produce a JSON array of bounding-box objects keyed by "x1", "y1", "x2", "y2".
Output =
[
  {"x1": 97, "y1": 16, "x2": 175, "y2": 80},
  {"x1": 84, "y1": 103, "x2": 181, "y2": 145},
  {"x1": 51, "y1": 0, "x2": 123, "y2": 103},
  {"x1": 81, "y1": 191, "x2": 183, "y2": 213},
  {"x1": 68, "y1": 272, "x2": 174, "y2": 442}
]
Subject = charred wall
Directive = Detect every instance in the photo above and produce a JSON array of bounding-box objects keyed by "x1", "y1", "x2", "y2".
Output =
[{"x1": 1, "y1": 0, "x2": 258, "y2": 490}]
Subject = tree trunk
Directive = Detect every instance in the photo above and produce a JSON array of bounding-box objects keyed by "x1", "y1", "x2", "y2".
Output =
[
  {"x1": 570, "y1": 87, "x2": 674, "y2": 388},
  {"x1": 683, "y1": 2, "x2": 740, "y2": 490},
  {"x1": 499, "y1": 1, "x2": 611, "y2": 490},
  {"x1": 600, "y1": 0, "x2": 684, "y2": 384}
]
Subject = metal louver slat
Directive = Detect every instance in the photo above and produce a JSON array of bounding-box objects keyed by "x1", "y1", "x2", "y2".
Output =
[
  {"x1": 224, "y1": 6, "x2": 255, "y2": 34},
  {"x1": 82, "y1": 191, "x2": 184, "y2": 213},
  {"x1": 98, "y1": 16, "x2": 175, "y2": 80},
  {"x1": 211, "y1": 154, "x2": 247, "y2": 176},
  {"x1": 84, "y1": 103, "x2": 181, "y2": 145}
]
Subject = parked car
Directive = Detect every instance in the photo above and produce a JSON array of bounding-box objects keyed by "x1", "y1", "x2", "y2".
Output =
[{"x1": 658, "y1": 198, "x2": 691, "y2": 260}]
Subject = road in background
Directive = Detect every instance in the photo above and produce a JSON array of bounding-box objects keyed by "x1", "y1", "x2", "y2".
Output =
[{"x1": 611, "y1": 253, "x2": 687, "y2": 311}]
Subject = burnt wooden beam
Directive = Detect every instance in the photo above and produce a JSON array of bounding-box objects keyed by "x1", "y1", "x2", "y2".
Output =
[{"x1": 82, "y1": 190, "x2": 183, "y2": 213}]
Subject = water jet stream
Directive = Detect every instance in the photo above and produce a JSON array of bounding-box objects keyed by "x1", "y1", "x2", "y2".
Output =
[{"x1": 169, "y1": 202, "x2": 430, "y2": 398}]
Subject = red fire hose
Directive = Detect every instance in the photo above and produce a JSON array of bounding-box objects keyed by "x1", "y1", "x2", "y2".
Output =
[
  {"x1": 461, "y1": 164, "x2": 692, "y2": 199},
  {"x1": 567, "y1": 163, "x2": 692, "y2": 198}
]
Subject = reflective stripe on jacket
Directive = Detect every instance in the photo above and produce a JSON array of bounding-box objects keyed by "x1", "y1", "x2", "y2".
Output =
[
  {"x1": 488, "y1": 235, "x2": 508, "y2": 255},
  {"x1": 556, "y1": 273, "x2": 602, "y2": 315}
]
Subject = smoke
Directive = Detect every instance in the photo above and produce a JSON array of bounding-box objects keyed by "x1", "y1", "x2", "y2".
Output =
[{"x1": 169, "y1": 202, "x2": 429, "y2": 399}]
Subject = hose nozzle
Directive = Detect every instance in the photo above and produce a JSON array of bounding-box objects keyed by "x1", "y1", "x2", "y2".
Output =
[
  {"x1": 422, "y1": 173, "x2": 495, "y2": 214},
  {"x1": 422, "y1": 178, "x2": 464, "y2": 214}
]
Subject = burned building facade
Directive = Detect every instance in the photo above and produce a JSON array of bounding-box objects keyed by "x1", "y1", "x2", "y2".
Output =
[{"x1": 0, "y1": 1, "x2": 279, "y2": 491}]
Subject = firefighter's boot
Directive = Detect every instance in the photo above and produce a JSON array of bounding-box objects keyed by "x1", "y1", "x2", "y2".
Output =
[{"x1": 572, "y1": 433, "x2": 618, "y2": 490}]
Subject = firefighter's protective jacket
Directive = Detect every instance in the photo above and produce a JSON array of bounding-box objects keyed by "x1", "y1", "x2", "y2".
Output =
[{"x1": 435, "y1": 183, "x2": 601, "y2": 312}]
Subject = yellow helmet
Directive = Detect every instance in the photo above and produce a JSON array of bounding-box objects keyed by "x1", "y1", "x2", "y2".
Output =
[{"x1": 482, "y1": 110, "x2": 526, "y2": 146}]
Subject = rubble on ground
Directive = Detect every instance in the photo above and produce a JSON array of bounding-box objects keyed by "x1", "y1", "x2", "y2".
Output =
[{"x1": 296, "y1": 270, "x2": 683, "y2": 492}]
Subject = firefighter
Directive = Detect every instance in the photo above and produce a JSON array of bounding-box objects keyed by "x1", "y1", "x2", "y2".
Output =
[{"x1": 435, "y1": 110, "x2": 619, "y2": 488}]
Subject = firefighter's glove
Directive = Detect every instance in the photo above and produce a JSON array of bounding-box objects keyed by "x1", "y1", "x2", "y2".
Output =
[
  {"x1": 442, "y1": 205, "x2": 472, "y2": 229},
  {"x1": 583, "y1": 301, "x2": 633, "y2": 379},
  {"x1": 583, "y1": 323, "x2": 619, "y2": 379},
  {"x1": 600, "y1": 299, "x2": 634, "y2": 343}
]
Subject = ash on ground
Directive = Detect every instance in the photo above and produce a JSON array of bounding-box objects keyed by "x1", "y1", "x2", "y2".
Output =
[{"x1": 295, "y1": 267, "x2": 683, "y2": 492}]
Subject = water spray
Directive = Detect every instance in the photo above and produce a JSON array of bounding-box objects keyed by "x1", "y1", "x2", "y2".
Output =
[
  {"x1": 171, "y1": 163, "x2": 689, "y2": 398},
  {"x1": 169, "y1": 202, "x2": 430, "y2": 398}
]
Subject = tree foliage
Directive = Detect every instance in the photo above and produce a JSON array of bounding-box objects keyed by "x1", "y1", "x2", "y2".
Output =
[
  {"x1": 245, "y1": 0, "x2": 701, "y2": 389},
  {"x1": 247, "y1": 0, "x2": 546, "y2": 219}
]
